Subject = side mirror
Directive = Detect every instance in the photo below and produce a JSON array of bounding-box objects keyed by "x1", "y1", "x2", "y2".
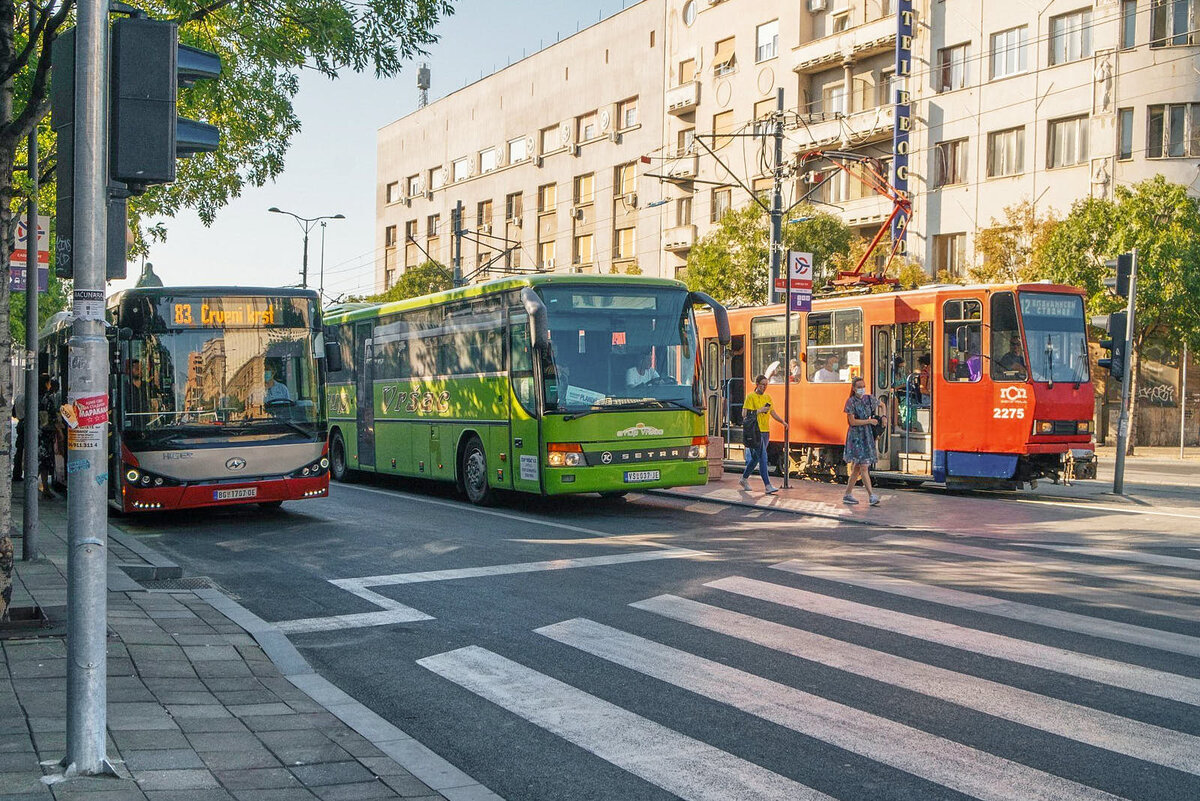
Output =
[
  {"x1": 688, "y1": 291, "x2": 730, "y2": 345},
  {"x1": 520, "y1": 287, "x2": 551, "y2": 351},
  {"x1": 324, "y1": 341, "x2": 343, "y2": 372}
]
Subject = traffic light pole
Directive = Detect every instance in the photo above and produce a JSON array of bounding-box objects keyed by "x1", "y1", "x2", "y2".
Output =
[
  {"x1": 452, "y1": 200, "x2": 464, "y2": 287},
  {"x1": 64, "y1": 0, "x2": 112, "y2": 776},
  {"x1": 1112, "y1": 249, "x2": 1137, "y2": 495},
  {"x1": 22, "y1": 120, "x2": 40, "y2": 561}
]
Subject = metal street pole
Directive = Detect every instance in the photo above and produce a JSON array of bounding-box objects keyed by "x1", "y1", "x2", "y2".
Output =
[
  {"x1": 319, "y1": 221, "x2": 327, "y2": 300},
  {"x1": 1113, "y1": 248, "x2": 1137, "y2": 495},
  {"x1": 1181, "y1": 341, "x2": 1188, "y2": 460},
  {"x1": 22, "y1": 116, "x2": 39, "y2": 561},
  {"x1": 301, "y1": 228, "x2": 310, "y2": 288},
  {"x1": 773, "y1": 88, "x2": 789, "y2": 489},
  {"x1": 65, "y1": 0, "x2": 111, "y2": 775},
  {"x1": 452, "y1": 200, "x2": 464, "y2": 287}
]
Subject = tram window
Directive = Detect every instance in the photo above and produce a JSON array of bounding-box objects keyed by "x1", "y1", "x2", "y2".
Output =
[
  {"x1": 750, "y1": 315, "x2": 800, "y2": 383},
  {"x1": 806, "y1": 309, "x2": 863, "y2": 382},
  {"x1": 943, "y1": 299, "x2": 982, "y2": 382},
  {"x1": 991, "y1": 291, "x2": 1027, "y2": 381}
]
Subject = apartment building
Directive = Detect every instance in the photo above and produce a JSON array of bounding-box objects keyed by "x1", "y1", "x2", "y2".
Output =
[{"x1": 375, "y1": 0, "x2": 1200, "y2": 291}]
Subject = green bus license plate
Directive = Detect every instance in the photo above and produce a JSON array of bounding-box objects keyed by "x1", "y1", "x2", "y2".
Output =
[{"x1": 624, "y1": 470, "x2": 660, "y2": 483}]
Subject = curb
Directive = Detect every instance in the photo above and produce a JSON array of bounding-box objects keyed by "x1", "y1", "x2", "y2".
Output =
[{"x1": 109, "y1": 527, "x2": 183, "y2": 581}]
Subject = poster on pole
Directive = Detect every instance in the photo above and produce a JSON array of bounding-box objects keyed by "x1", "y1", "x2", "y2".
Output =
[
  {"x1": 770, "y1": 259, "x2": 785, "y2": 305},
  {"x1": 787, "y1": 251, "x2": 813, "y2": 313},
  {"x1": 9, "y1": 214, "x2": 50, "y2": 293}
]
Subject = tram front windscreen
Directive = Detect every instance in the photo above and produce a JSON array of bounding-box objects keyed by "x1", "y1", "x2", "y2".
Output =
[{"x1": 1019, "y1": 292, "x2": 1090, "y2": 384}]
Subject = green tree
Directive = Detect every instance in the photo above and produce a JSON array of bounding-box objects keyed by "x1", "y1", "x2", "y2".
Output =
[
  {"x1": 1038, "y1": 176, "x2": 1200, "y2": 453},
  {"x1": 0, "y1": 0, "x2": 454, "y2": 618},
  {"x1": 685, "y1": 203, "x2": 851, "y2": 306},
  {"x1": 971, "y1": 200, "x2": 1059, "y2": 283},
  {"x1": 355, "y1": 261, "x2": 451, "y2": 303}
]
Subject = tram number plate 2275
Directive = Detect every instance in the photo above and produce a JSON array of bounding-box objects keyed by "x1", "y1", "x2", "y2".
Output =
[{"x1": 992, "y1": 407, "x2": 1025, "y2": 419}]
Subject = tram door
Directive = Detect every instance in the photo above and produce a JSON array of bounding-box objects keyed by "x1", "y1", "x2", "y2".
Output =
[{"x1": 871, "y1": 322, "x2": 932, "y2": 476}]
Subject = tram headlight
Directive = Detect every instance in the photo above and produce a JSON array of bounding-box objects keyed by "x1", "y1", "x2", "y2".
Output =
[
  {"x1": 1076, "y1": 420, "x2": 1093, "y2": 434},
  {"x1": 1035, "y1": 420, "x2": 1054, "y2": 435}
]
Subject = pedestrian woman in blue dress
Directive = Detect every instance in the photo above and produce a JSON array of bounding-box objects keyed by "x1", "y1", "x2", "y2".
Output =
[{"x1": 843, "y1": 376, "x2": 881, "y2": 506}]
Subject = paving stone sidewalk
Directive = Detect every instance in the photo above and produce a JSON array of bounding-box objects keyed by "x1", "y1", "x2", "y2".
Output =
[{"x1": 1, "y1": 497, "x2": 452, "y2": 801}]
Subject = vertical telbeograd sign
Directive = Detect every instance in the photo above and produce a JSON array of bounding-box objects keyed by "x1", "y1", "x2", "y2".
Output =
[{"x1": 891, "y1": 0, "x2": 913, "y2": 256}]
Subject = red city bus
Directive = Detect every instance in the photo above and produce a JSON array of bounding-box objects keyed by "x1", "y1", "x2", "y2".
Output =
[{"x1": 697, "y1": 283, "x2": 1097, "y2": 488}]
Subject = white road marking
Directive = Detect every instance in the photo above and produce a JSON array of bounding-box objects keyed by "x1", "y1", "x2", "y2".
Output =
[
  {"x1": 538, "y1": 619, "x2": 1129, "y2": 801},
  {"x1": 771, "y1": 561, "x2": 1200, "y2": 659},
  {"x1": 273, "y1": 548, "x2": 705, "y2": 633},
  {"x1": 633, "y1": 594, "x2": 1200, "y2": 774},
  {"x1": 1007, "y1": 497, "x2": 1200, "y2": 521},
  {"x1": 1023, "y1": 543, "x2": 1200, "y2": 571},
  {"x1": 417, "y1": 646, "x2": 830, "y2": 801},
  {"x1": 713, "y1": 576, "x2": 1200, "y2": 706}
]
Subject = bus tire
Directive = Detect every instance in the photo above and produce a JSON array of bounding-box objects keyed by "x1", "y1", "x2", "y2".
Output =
[
  {"x1": 329, "y1": 430, "x2": 349, "y2": 482},
  {"x1": 460, "y1": 435, "x2": 494, "y2": 506}
]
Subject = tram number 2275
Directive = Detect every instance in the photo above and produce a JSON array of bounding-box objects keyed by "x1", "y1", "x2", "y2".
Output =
[{"x1": 992, "y1": 407, "x2": 1026, "y2": 419}]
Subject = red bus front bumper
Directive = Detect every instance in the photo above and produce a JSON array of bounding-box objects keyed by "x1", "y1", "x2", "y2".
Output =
[{"x1": 120, "y1": 474, "x2": 329, "y2": 512}]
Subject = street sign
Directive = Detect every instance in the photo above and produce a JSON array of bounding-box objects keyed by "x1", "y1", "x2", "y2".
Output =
[
  {"x1": 787, "y1": 251, "x2": 813, "y2": 313},
  {"x1": 10, "y1": 214, "x2": 50, "y2": 292}
]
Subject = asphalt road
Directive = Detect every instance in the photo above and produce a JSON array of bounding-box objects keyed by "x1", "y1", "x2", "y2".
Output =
[{"x1": 116, "y1": 476, "x2": 1200, "y2": 801}]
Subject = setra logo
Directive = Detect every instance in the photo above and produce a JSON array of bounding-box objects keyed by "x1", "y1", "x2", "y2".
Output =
[
  {"x1": 998, "y1": 386, "x2": 1029, "y2": 404},
  {"x1": 617, "y1": 423, "x2": 665, "y2": 438},
  {"x1": 225, "y1": 457, "x2": 247, "y2": 471}
]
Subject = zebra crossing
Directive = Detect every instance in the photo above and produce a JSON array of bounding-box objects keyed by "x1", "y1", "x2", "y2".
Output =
[{"x1": 417, "y1": 540, "x2": 1200, "y2": 801}]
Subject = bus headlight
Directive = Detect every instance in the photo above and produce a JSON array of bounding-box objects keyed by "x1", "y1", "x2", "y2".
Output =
[
  {"x1": 125, "y1": 469, "x2": 140, "y2": 483},
  {"x1": 688, "y1": 445, "x2": 707, "y2": 459},
  {"x1": 548, "y1": 443, "x2": 584, "y2": 467},
  {"x1": 319, "y1": 457, "x2": 330, "y2": 469}
]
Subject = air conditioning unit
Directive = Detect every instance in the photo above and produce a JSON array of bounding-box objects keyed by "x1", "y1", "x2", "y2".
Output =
[
  {"x1": 507, "y1": 216, "x2": 522, "y2": 227},
  {"x1": 808, "y1": 0, "x2": 828, "y2": 10},
  {"x1": 608, "y1": 131, "x2": 621, "y2": 144},
  {"x1": 572, "y1": 145, "x2": 581, "y2": 157},
  {"x1": 570, "y1": 207, "x2": 584, "y2": 220},
  {"x1": 425, "y1": 190, "x2": 434, "y2": 200},
  {"x1": 535, "y1": 156, "x2": 544, "y2": 168},
  {"x1": 623, "y1": 192, "x2": 639, "y2": 208},
  {"x1": 803, "y1": 171, "x2": 825, "y2": 184},
  {"x1": 479, "y1": 223, "x2": 492, "y2": 234},
  {"x1": 403, "y1": 197, "x2": 412, "y2": 208}
]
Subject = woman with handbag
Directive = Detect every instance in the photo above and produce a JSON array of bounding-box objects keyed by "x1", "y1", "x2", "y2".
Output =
[
  {"x1": 843, "y1": 376, "x2": 881, "y2": 506},
  {"x1": 739, "y1": 374, "x2": 788, "y2": 494}
]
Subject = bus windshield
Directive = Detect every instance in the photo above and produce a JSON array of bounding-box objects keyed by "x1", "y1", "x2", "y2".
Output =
[
  {"x1": 538, "y1": 285, "x2": 700, "y2": 413},
  {"x1": 1019, "y1": 292, "x2": 1090, "y2": 384},
  {"x1": 121, "y1": 295, "x2": 320, "y2": 439}
]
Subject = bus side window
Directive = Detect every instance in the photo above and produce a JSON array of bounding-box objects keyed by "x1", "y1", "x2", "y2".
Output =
[{"x1": 510, "y1": 313, "x2": 537, "y2": 414}]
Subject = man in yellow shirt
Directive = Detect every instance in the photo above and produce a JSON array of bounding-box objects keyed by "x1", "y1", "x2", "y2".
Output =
[{"x1": 740, "y1": 374, "x2": 788, "y2": 494}]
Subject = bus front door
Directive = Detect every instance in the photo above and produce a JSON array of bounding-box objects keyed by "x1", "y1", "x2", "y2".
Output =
[
  {"x1": 509, "y1": 312, "x2": 541, "y2": 493},
  {"x1": 355, "y1": 323, "x2": 375, "y2": 469}
]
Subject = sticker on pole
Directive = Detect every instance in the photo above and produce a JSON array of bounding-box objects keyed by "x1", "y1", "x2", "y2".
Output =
[
  {"x1": 67, "y1": 427, "x2": 103, "y2": 450},
  {"x1": 73, "y1": 289, "x2": 105, "y2": 321},
  {"x1": 73, "y1": 395, "x2": 109, "y2": 427}
]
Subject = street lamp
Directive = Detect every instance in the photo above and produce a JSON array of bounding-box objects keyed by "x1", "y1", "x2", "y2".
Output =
[{"x1": 268, "y1": 207, "x2": 345, "y2": 289}]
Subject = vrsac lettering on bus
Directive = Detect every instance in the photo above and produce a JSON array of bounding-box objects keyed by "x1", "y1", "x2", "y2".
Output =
[
  {"x1": 173, "y1": 303, "x2": 278, "y2": 326},
  {"x1": 380, "y1": 385, "x2": 451, "y2": 415},
  {"x1": 891, "y1": 0, "x2": 914, "y2": 255}
]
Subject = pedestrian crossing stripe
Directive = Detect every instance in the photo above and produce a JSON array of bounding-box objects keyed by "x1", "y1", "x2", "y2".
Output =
[{"x1": 1023, "y1": 543, "x2": 1200, "y2": 571}]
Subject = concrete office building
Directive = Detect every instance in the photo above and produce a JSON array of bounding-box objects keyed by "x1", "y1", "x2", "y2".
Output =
[{"x1": 375, "y1": 0, "x2": 1200, "y2": 291}]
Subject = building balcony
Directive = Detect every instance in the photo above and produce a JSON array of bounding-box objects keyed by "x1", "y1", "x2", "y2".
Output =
[
  {"x1": 663, "y1": 154, "x2": 699, "y2": 181},
  {"x1": 791, "y1": 103, "x2": 894, "y2": 149},
  {"x1": 663, "y1": 224, "x2": 696, "y2": 253},
  {"x1": 666, "y1": 81, "x2": 700, "y2": 116},
  {"x1": 793, "y1": 16, "x2": 897, "y2": 74}
]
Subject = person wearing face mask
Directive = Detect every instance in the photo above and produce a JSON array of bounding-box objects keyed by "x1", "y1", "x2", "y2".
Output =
[
  {"x1": 263, "y1": 361, "x2": 292, "y2": 403},
  {"x1": 843, "y1": 376, "x2": 881, "y2": 506},
  {"x1": 813, "y1": 355, "x2": 840, "y2": 383}
]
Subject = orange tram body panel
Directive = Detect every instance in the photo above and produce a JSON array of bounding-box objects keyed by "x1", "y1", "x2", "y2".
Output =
[{"x1": 697, "y1": 283, "x2": 1097, "y2": 488}]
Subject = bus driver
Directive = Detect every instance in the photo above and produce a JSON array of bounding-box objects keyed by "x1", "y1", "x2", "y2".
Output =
[{"x1": 626, "y1": 352, "x2": 661, "y2": 388}]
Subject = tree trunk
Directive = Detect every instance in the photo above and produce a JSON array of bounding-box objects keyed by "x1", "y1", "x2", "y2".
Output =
[
  {"x1": 1126, "y1": 339, "x2": 1141, "y2": 457},
  {"x1": 0, "y1": 0, "x2": 16, "y2": 617}
]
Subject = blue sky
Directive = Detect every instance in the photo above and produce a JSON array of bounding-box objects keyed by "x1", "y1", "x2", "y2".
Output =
[{"x1": 114, "y1": 0, "x2": 633, "y2": 298}]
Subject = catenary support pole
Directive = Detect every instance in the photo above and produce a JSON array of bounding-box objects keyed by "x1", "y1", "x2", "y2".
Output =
[
  {"x1": 22, "y1": 115, "x2": 39, "y2": 560},
  {"x1": 1113, "y1": 249, "x2": 1137, "y2": 495},
  {"x1": 1182, "y1": 341, "x2": 1188, "y2": 460},
  {"x1": 452, "y1": 200, "x2": 464, "y2": 287},
  {"x1": 319, "y1": 220, "x2": 327, "y2": 300},
  {"x1": 774, "y1": 88, "x2": 789, "y2": 489},
  {"x1": 301, "y1": 227, "x2": 310, "y2": 288},
  {"x1": 64, "y1": 0, "x2": 111, "y2": 775}
]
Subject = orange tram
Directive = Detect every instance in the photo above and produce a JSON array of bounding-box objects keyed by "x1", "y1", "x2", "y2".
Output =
[{"x1": 696, "y1": 283, "x2": 1098, "y2": 489}]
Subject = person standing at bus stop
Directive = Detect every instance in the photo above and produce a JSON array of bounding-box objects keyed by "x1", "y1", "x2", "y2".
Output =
[
  {"x1": 740, "y1": 374, "x2": 787, "y2": 494},
  {"x1": 843, "y1": 376, "x2": 881, "y2": 506}
]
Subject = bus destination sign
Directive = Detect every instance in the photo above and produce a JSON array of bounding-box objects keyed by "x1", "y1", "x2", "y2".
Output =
[{"x1": 159, "y1": 297, "x2": 310, "y2": 329}]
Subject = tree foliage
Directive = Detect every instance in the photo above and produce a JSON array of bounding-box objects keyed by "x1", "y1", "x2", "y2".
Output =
[
  {"x1": 685, "y1": 203, "x2": 851, "y2": 306},
  {"x1": 354, "y1": 260, "x2": 451, "y2": 303},
  {"x1": 971, "y1": 200, "x2": 1059, "y2": 284}
]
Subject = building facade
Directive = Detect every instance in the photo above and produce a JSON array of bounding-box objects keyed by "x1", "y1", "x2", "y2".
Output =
[{"x1": 375, "y1": 0, "x2": 1200, "y2": 291}]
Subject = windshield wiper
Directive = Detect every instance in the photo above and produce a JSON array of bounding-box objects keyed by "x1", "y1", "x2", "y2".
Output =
[{"x1": 562, "y1": 398, "x2": 696, "y2": 421}]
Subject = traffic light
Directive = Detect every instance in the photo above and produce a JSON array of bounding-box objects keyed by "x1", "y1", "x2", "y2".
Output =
[
  {"x1": 1096, "y1": 310, "x2": 1127, "y2": 380},
  {"x1": 1103, "y1": 253, "x2": 1133, "y2": 298},
  {"x1": 110, "y1": 17, "x2": 221, "y2": 189}
]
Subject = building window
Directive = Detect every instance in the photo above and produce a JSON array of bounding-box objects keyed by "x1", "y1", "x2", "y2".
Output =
[
  {"x1": 679, "y1": 58, "x2": 696, "y2": 84},
  {"x1": 933, "y1": 233, "x2": 967, "y2": 277},
  {"x1": 452, "y1": 158, "x2": 469, "y2": 183},
  {"x1": 540, "y1": 125, "x2": 558, "y2": 154},
  {"x1": 1049, "y1": 9, "x2": 1092, "y2": 65},
  {"x1": 990, "y1": 26, "x2": 1027, "y2": 80},
  {"x1": 987, "y1": 127, "x2": 1025, "y2": 177},
  {"x1": 573, "y1": 234, "x2": 594, "y2": 267},
  {"x1": 479, "y1": 148, "x2": 498, "y2": 174},
  {"x1": 577, "y1": 110, "x2": 598, "y2": 141},
  {"x1": 507, "y1": 136, "x2": 528, "y2": 164},
  {"x1": 713, "y1": 37, "x2": 736, "y2": 76},
  {"x1": 406, "y1": 174, "x2": 421, "y2": 197},
  {"x1": 477, "y1": 200, "x2": 493, "y2": 230},
  {"x1": 755, "y1": 20, "x2": 779, "y2": 62},
  {"x1": 615, "y1": 163, "x2": 637, "y2": 197},
  {"x1": 1118, "y1": 108, "x2": 1134, "y2": 161},
  {"x1": 539, "y1": 241, "x2": 557, "y2": 270},
  {"x1": 833, "y1": 12, "x2": 851, "y2": 33},
  {"x1": 506, "y1": 192, "x2": 523, "y2": 222},
  {"x1": 752, "y1": 177, "x2": 772, "y2": 202},
  {"x1": 618, "y1": 97, "x2": 639, "y2": 129},
  {"x1": 825, "y1": 85, "x2": 847, "y2": 116},
  {"x1": 1152, "y1": 0, "x2": 1195, "y2": 47},
  {"x1": 938, "y1": 43, "x2": 969, "y2": 92},
  {"x1": 538, "y1": 183, "x2": 557, "y2": 213},
  {"x1": 614, "y1": 227, "x2": 635, "y2": 261},
  {"x1": 711, "y1": 187, "x2": 731, "y2": 222},
  {"x1": 879, "y1": 69, "x2": 900, "y2": 107},
  {"x1": 934, "y1": 138, "x2": 969, "y2": 187},
  {"x1": 677, "y1": 128, "x2": 696, "y2": 157},
  {"x1": 429, "y1": 166, "x2": 445, "y2": 191},
  {"x1": 752, "y1": 98, "x2": 775, "y2": 136},
  {"x1": 386, "y1": 181, "x2": 401, "y2": 204},
  {"x1": 574, "y1": 173, "x2": 595, "y2": 205},
  {"x1": 677, "y1": 196, "x2": 693, "y2": 226},
  {"x1": 427, "y1": 214, "x2": 440, "y2": 238},
  {"x1": 713, "y1": 109, "x2": 736, "y2": 148},
  {"x1": 1048, "y1": 115, "x2": 1089, "y2": 167},
  {"x1": 384, "y1": 225, "x2": 397, "y2": 247},
  {"x1": 1147, "y1": 103, "x2": 1200, "y2": 158},
  {"x1": 1121, "y1": 0, "x2": 1138, "y2": 49},
  {"x1": 404, "y1": 220, "x2": 417, "y2": 241}
]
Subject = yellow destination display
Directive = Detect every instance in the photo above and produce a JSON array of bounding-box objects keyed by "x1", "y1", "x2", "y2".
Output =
[{"x1": 161, "y1": 296, "x2": 308, "y2": 328}]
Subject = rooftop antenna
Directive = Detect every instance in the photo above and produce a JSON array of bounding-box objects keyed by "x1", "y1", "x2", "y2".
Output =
[{"x1": 417, "y1": 63, "x2": 431, "y2": 108}]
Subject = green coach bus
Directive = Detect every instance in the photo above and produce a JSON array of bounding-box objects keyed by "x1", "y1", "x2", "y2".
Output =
[{"x1": 323, "y1": 274, "x2": 729, "y2": 504}]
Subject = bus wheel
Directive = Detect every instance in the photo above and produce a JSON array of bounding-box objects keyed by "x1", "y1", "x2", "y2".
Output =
[
  {"x1": 258, "y1": 500, "x2": 283, "y2": 510},
  {"x1": 329, "y1": 431, "x2": 349, "y2": 482},
  {"x1": 461, "y1": 436, "x2": 494, "y2": 506}
]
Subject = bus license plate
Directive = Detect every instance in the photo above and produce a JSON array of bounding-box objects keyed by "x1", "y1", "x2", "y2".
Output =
[
  {"x1": 214, "y1": 487, "x2": 257, "y2": 500},
  {"x1": 623, "y1": 470, "x2": 660, "y2": 483}
]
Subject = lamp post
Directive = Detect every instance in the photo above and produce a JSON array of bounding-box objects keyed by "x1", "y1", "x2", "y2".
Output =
[{"x1": 268, "y1": 207, "x2": 344, "y2": 288}]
